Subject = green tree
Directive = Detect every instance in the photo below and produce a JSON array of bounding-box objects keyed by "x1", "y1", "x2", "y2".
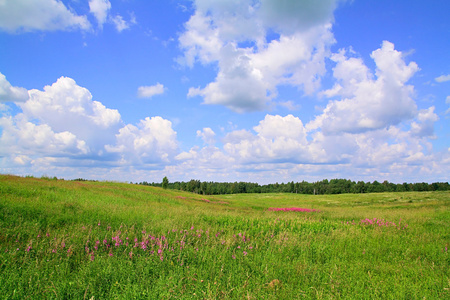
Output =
[{"x1": 162, "y1": 176, "x2": 169, "y2": 189}]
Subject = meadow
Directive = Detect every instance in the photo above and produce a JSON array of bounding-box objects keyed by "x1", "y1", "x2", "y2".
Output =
[{"x1": 0, "y1": 174, "x2": 449, "y2": 299}]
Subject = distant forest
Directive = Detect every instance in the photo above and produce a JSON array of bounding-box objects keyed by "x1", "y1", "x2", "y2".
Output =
[{"x1": 138, "y1": 179, "x2": 450, "y2": 195}]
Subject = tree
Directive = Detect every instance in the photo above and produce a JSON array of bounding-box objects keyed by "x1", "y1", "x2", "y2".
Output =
[{"x1": 162, "y1": 176, "x2": 169, "y2": 189}]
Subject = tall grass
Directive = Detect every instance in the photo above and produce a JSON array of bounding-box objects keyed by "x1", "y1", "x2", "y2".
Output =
[{"x1": 0, "y1": 175, "x2": 449, "y2": 299}]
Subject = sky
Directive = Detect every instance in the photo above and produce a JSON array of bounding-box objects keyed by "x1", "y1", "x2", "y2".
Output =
[{"x1": 0, "y1": 0, "x2": 449, "y2": 184}]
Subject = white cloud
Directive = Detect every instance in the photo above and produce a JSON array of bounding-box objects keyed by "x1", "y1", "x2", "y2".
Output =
[
  {"x1": 18, "y1": 76, "x2": 122, "y2": 151},
  {"x1": 165, "y1": 108, "x2": 444, "y2": 184},
  {"x1": 0, "y1": 76, "x2": 181, "y2": 175},
  {"x1": 410, "y1": 107, "x2": 438, "y2": 137},
  {"x1": 111, "y1": 15, "x2": 129, "y2": 32},
  {"x1": 137, "y1": 83, "x2": 166, "y2": 98},
  {"x1": 0, "y1": 76, "x2": 124, "y2": 165},
  {"x1": 0, "y1": 72, "x2": 29, "y2": 102},
  {"x1": 223, "y1": 114, "x2": 311, "y2": 163},
  {"x1": 0, "y1": 0, "x2": 90, "y2": 33},
  {"x1": 89, "y1": 0, "x2": 111, "y2": 28},
  {"x1": 197, "y1": 127, "x2": 216, "y2": 145},
  {"x1": 179, "y1": 0, "x2": 337, "y2": 112},
  {"x1": 89, "y1": 0, "x2": 135, "y2": 32},
  {"x1": 435, "y1": 74, "x2": 450, "y2": 83},
  {"x1": 0, "y1": 114, "x2": 89, "y2": 158},
  {"x1": 308, "y1": 41, "x2": 419, "y2": 134},
  {"x1": 105, "y1": 117, "x2": 178, "y2": 165}
]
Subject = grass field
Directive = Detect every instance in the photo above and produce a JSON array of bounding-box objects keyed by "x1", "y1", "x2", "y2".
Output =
[{"x1": 0, "y1": 174, "x2": 449, "y2": 299}]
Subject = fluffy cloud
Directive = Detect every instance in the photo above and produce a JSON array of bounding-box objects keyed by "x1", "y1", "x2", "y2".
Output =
[
  {"x1": 197, "y1": 127, "x2": 216, "y2": 145},
  {"x1": 105, "y1": 117, "x2": 178, "y2": 166},
  {"x1": 0, "y1": 113, "x2": 89, "y2": 158},
  {"x1": 89, "y1": 0, "x2": 111, "y2": 28},
  {"x1": 180, "y1": 0, "x2": 337, "y2": 112},
  {"x1": 309, "y1": 41, "x2": 419, "y2": 134},
  {"x1": 410, "y1": 107, "x2": 439, "y2": 138},
  {"x1": 0, "y1": 0, "x2": 90, "y2": 33},
  {"x1": 0, "y1": 72, "x2": 29, "y2": 102},
  {"x1": 137, "y1": 83, "x2": 166, "y2": 98},
  {"x1": 0, "y1": 76, "x2": 178, "y2": 174},
  {"x1": 223, "y1": 114, "x2": 312, "y2": 163},
  {"x1": 17, "y1": 76, "x2": 122, "y2": 151}
]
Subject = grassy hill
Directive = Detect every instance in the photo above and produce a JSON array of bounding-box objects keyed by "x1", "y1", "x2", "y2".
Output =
[{"x1": 1, "y1": 174, "x2": 449, "y2": 299}]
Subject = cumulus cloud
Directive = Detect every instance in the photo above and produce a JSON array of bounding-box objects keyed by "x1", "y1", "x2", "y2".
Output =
[
  {"x1": 0, "y1": 76, "x2": 122, "y2": 166},
  {"x1": 105, "y1": 117, "x2": 178, "y2": 165},
  {"x1": 308, "y1": 41, "x2": 419, "y2": 134},
  {"x1": 0, "y1": 0, "x2": 90, "y2": 33},
  {"x1": 0, "y1": 114, "x2": 89, "y2": 158},
  {"x1": 17, "y1": 76, "x2": 122, "y2": 151},
  {"x1": 0, "y1": 72, "x2": 29, "y2": 102},
  {"x1": 435, "y1": 74, "x2": 450, "y2": 83},
  {"x1": 0, "y1": 76, "x2": 180, "y2": 175},
  {"x1": 223, "y1": 114, "x2": 312, "y2": 163},
  {"x1": 137, "y1": 83, "x2": 166, "y2": 98},
  {"x1": 179, "y1": 0, "x2": 337, "y2": 112},
  {"x1": 167, "y1": 109, "x2": 442, "y2": 183}
]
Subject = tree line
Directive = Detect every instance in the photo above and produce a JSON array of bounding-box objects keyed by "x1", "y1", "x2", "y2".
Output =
[{"x1": 138, "y1": 178, "x2": 450, "y2": 195}]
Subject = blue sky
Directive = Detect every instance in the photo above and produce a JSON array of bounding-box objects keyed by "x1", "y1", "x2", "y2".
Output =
[{"x1": 0, "y1": 0, "x2": 449, "y2": 184}]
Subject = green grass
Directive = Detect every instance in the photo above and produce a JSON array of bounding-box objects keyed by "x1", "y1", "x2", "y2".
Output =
[{"x1": 1, "y1": 174, "x2": 449, "y2": 299}]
